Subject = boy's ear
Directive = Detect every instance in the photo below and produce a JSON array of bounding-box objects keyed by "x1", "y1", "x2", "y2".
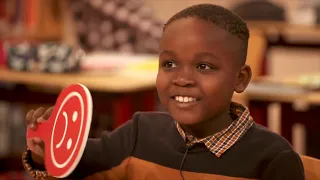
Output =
[{"x1": 234, "y1": 64, "x2": 252, "y2": 93}]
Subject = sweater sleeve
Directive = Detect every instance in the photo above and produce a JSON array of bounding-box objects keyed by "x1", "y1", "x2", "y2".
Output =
[
  {"x1": 261, "y1": 149, "x2": 305, "y2": 180},
  {"x1": 66, "y1": 112, "x2": 139, "y2": 179}
]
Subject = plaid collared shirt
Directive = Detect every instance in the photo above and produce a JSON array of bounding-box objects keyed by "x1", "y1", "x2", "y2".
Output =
[{"x1": 176, "y1": 102, "x2": 254, "y2": 157}]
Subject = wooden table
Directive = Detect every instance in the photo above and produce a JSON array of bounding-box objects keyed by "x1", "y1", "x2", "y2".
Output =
[
  {"x1": 258, "y1": 73, "x2": 320, "y2": 90},
  {"x1": 0, "y1": 67, "x2": 158, "y2": 129},
  {"x1": 240, "y1": 75, "x2": 320, "y2": 157}
]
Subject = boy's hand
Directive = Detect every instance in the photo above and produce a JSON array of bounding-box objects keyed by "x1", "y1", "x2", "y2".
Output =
[{"x1": 26, "y1": 107, "x2": 53, "y2": 164}]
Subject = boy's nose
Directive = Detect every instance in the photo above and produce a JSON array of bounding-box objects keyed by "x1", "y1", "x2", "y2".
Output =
[{"x1": 173, "y1": 76, "x2": 196, "y2": 87}]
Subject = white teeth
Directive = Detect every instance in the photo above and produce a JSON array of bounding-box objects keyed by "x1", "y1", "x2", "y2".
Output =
[{"x1": 175, "y1": 96, "x2": 196, "y2": 103}]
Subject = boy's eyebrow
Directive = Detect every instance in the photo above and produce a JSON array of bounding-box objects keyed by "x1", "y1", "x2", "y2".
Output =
[{"x1": 159, "y1": 51, "x2": 220, "y2": 60}]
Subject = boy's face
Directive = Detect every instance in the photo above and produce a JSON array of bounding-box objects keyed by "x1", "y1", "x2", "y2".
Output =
[{"x1": 156, "y1": 17, "x2": 251, "y2": 126}]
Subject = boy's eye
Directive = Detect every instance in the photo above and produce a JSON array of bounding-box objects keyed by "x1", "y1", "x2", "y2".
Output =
[
  {"x1": 162, "y1": 61, "x2": 177, "y2": 68},
  {"x1": 197, "y1": 63, "x2": 213, "y2": 70}
]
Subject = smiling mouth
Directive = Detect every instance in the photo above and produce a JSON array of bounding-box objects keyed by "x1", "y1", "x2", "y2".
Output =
[{"x1": 171, "y1": 96, "x2": 199, "y2": 103}]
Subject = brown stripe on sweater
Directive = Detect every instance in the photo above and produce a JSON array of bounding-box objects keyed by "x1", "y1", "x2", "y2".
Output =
[{"x1": 84, "y1": 157, "x2": 257, "y2": 180}]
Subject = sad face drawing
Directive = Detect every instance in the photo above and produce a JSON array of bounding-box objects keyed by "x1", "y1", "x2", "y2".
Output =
[
  {"x1": 51, "y1": 92, "x2": 85, "y2": 168},
  {"x1": 27, "y1": 84, "x2": 93, "y2": 178}
]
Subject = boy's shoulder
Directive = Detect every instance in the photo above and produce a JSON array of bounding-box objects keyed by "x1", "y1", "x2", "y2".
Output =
[
  {"x1": 236, "y1": 123, "x2": 304, "y2": 177},
  {"x1": 132, "y1": 111, "x2": 175, "y2": 125},
  {"x1": 240, "y1": 123, "x2": 294, "y2": 153},
  {"x1": 129, "y1": 111, "x2": 179, "y2": 136},
  {"x1": 133, "y1": 111, "x2": 173, "y2": 119}
]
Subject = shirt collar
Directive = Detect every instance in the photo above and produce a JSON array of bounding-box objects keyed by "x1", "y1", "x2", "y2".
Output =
[{"x1": 176, "y1": 101, "x2": 254, "y2": 157}]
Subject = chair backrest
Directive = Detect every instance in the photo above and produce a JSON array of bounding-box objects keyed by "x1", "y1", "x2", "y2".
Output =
[
  {"x1": 231, "y1": 28, "x2": 267, "y2": 105},
  {"x1": 246, "y1": 28, "x2": 267, "y2": 80},
  {"x1": 231, "y1": 1, "x2": 285, "y2": 21},
  {"x1": 300, "y1": 155, "x2": 320, "y2": 180}
]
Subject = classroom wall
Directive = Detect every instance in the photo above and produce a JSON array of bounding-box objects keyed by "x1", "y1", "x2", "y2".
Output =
[
  {"x1": 144, "y1": 0, "x2": 308, "y2": 21},
  {"x1": 144, "y1": 0, "x2": 320, "y2": 78},
  {"x1": 144, "y1": 0, "x2": 233, "y2": 21}
]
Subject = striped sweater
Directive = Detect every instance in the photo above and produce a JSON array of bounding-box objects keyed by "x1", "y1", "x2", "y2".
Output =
[{"x1": 25, "y1": 104, "x2": 305, "y2": 180}]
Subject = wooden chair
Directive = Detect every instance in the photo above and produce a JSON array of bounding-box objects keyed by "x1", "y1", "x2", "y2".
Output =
[
  {"x1": 245, "y1": 28, "x2": 267, "y2": 80},
  {"x1": 232, "y1": 28, "x2": 267, "y2": 106},
  {"x1": 300, "y1": 155, "x2": 320, "y2": 180},
  {"x1": 231, "y1": 1, "x2": 285, "y2": 21}
]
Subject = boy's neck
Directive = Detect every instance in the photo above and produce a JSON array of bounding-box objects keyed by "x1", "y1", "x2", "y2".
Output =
[{"x1": 181, "y1": 108, "x2": 233, "y2": 139}]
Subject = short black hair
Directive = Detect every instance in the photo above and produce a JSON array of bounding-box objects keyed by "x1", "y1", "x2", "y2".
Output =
[{"x1": 163, "y1": 4, "x2": 250, "y2": 64}]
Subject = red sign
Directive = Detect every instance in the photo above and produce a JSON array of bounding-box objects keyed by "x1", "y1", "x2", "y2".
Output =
[{"x1": 27, "y1": 83, "x2": 93, "y2": 178}]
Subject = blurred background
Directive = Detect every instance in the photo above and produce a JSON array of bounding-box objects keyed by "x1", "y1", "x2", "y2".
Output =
[{"x1": 0, "y1": 0, "x2": 320, "y2": 179}]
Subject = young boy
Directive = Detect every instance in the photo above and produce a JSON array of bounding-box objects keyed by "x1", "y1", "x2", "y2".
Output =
[{"x1": 23, "y1": 4, "x2": 305, "y2": 180}]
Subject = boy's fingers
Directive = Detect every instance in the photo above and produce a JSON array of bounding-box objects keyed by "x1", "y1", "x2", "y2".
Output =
[
  {"x1": 26, "y1": 139, "x2": 35, "y2": 151},
  {"x1": 29, "y1": 108, "x2": 45, "y2": 129},
  {"x1": 32, "y1": 137, "x2": 43, "y2": 144},
  {"x1": 38, "y1": 140, "x2": 45, "y2": 149},
  {"x1": 26, "y1": 109, "x2": 35, "y2": 124},
  {"x1": 26, "y1": 110, "x2": 37, "y2": 129},
  {"x1": 41, "y1": 107, "x2": 54, "y2": 120},
  {"x1": 27, "y1": 138, "x2": 44, "y2": 155},
  {"x1": 37, "y1": 117, "x2": 46, "y2": 123},
  {"x1": 32, "y1": 107, "x2": 45, "y2": 122}
]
